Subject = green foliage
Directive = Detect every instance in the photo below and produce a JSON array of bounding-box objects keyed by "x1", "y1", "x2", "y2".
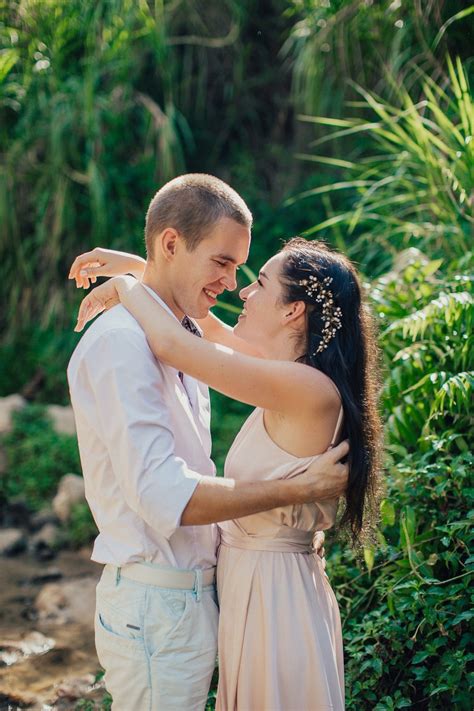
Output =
[
  {"x1": 0, "y1": 0, "x2": 260, "y2": 338},
  {"x1": 67, "y1": 501, "x2": 98, "y2": 548},
  {"x1": 210, "y1": 391, "x2": 251, "y2": 475},
  {"x1": 1, "y1": 1, "x2": 473, "y2": 705},
  {"x1": 0, "y1": 404, "x2": 81, "y2": 510},
  {"x1": 323, "y1": 251, "x2": 474, "y2": 709},
  {"x1": 284, "y1": 1, "x2": 472, "y2": 120},
  {"x1": 329, "y1": 447, "x2": 473, "y2": 710},
  {"x1": 297, "y1": 57, "x2": 473, "y2": 273},
  {"x1": 0, "y1": 324, "x2": 80, "y2": 402},
  {"x1": 370, "y1": 253, "x2": 474, "y2": 452},
  {"x1": 75, "y1": 675, "x2": 112, "y2": 710}
]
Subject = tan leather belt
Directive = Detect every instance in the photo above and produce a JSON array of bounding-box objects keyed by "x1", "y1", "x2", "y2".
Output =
[{"x1": 106, "y1": 563, "x2": 216, "y2": 589}]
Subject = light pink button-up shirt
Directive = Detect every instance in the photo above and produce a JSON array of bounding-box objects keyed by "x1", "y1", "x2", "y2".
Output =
[{"x1": 67, "y1": 288, "x2": 217, "y2": 569}]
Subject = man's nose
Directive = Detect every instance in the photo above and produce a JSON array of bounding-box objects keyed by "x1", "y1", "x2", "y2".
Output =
[{"x1": 222, "y1": 267, "x2": 238, "y2": 292}]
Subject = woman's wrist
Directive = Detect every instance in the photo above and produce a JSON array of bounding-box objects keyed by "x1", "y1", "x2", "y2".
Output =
[{"x1": 114, "y1": 275, "x2": 138, "y2": 300}]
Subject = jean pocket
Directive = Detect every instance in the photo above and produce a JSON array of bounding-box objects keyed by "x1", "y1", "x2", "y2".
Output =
[
  {"x1": 97, "y1": 601, "x2": 144, "y2": 647},
  {"x1": 96, "y1": 573, "x2": 144, "y2": 615},
  {"x1": 147, "y1": 589, "x2": 192, "y2": 658},
  {"x1": 156, "y1": 588, "x2": 188, "y2": 618}
]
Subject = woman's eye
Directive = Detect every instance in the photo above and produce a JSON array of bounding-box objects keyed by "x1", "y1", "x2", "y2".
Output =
[
  {"x1": 214, "y1": 260, "x2": 226, "y2": 267},
  {"x1": 257, "y1": 278, "x2": 263, "y2": 287}
]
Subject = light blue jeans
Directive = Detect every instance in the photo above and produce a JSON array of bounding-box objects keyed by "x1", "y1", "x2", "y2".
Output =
[{"x1": 95, "y1": 565, "x2": 219, "y2": 710}]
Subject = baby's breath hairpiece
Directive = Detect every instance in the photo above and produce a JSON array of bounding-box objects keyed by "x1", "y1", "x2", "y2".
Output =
[{"x1": 299, "y1": 274, "x2": 343, "y2": 355}]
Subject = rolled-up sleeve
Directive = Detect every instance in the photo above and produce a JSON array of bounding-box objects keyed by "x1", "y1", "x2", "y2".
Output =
[{"x1": 81, "y1": 327, "x2": 202, "y2": 539}]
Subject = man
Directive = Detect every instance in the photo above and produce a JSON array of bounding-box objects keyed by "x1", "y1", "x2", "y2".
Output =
[{"x1": 67, "y1": 174, "x2": 348, "y2": 709}]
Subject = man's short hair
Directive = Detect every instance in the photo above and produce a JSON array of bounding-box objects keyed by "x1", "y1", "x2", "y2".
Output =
[{"x1": 145, "y1": 174, "x2": 253, "y2": 256}]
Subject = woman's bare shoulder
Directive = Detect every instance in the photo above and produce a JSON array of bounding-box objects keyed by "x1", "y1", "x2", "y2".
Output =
[{"x1": 291, "y1": 363, "x2": 342, "y2": 414}]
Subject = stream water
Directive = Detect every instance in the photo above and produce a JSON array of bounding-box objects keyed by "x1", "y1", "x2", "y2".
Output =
[{"x1": 0, "y1": 550, "x2": 103, "y2": 709}]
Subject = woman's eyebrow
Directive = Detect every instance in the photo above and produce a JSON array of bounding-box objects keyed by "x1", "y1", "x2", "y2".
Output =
[{"x1": 259, "y1": 271, "x2": 269, "y2": 280}]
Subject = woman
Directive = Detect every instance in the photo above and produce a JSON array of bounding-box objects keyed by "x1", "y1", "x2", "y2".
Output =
[{"x1": 71, "y1": 238, "x2": 382, "y2": 710}]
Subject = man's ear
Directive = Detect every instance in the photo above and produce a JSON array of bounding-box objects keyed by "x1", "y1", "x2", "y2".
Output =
[
  {"x1": 283, "y1": 300, "x2": 306, "y2": 324},
  {"x1": 158, "y1": 228, "x2": 180, "y2": 262}
]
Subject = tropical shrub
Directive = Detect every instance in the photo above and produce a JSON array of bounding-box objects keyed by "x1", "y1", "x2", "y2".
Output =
[
  {"x1": 67, "y1": 501, "x2": 98, "y2": 548},
  {"x1": 326, "y1": 255, "x2": 473, "y2": 710},
  {"x1": 0, "y1": 404, "x2": 81, "y2": 510},
  {"x1": 284, "y1": 1, "x2": 473, "y2": 127},
  {"x1": 294, "y1": 57, "x2": 473, "y2": 276},
  {"x1": 292, "y1": 49, "x2": 473, "y2": 700}
]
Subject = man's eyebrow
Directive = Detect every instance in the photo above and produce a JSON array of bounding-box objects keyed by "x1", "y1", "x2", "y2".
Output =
[{"x1": 259, "y1": 270, "x2": 269, "y2": 280}]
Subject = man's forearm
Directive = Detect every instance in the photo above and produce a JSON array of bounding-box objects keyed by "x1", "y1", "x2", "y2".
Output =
[
  {"x1": 181, "y1": 438, "x2": 349, "y2": 526},
  {"x1": 180, "y1": 476, "x2": 306, "y2": 526}
]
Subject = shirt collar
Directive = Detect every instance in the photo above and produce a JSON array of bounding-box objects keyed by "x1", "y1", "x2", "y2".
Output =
[
  {"x1": 140, "y1": 283, "x2": 203, "y2": 336},
  {"x1": 141, "y1": 283, "x2": 181, "y2": 322}
]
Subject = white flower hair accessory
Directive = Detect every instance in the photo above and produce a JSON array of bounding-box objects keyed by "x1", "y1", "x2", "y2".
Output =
[{"x1": 299, "y1": 274, "x2": 343, "y2": 355}]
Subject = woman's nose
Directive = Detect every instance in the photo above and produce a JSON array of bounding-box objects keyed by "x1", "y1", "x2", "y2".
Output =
[{"x1": 239, "y1": 284, "x2": 249, "y2": 300}]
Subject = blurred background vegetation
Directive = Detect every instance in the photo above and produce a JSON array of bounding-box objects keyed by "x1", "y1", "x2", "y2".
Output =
[{"x1": 1, "y1": 0, "x2": 473, "y2": 708}]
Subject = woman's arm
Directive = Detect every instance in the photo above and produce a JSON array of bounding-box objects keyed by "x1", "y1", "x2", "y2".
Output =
[
  {"x1": 69, "y1": 248, "x2": 260, "y2": 355},
  {"x1": 75, "y1": 276, "x2": 338, "y2": 415},
  {"x1": 69, "y1": 248, "x2": 146, "y2": 289},
  {"x1": 196, "y1": 311, "x2": 265, "y2": 357}
]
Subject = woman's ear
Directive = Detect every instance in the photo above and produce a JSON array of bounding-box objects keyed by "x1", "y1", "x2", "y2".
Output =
[{"x1": 283, "y1": 300, "x2": 306, "y2": 324}]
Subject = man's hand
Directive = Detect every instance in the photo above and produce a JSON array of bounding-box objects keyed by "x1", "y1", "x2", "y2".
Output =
[
  {"x1": 296, "y1": 440, "x2": 349, "y2": 503},
  {"x1": 313, "y1": 531, "x2": 326, "y2": 564}
]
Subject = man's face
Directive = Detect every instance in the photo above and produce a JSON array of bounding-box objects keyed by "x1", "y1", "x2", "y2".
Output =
[{"x1": 171, "y1": 217, "x2": 251, "y2": 318}]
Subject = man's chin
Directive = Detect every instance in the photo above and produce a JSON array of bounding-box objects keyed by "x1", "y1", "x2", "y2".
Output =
[{"x1": 186, "y1": 305, "x2": 210, "y2": 320}]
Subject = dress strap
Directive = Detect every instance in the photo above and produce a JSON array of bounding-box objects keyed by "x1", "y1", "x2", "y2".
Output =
[{"x1": 330, "y1": 406, "x2": 344, "y2": 447}]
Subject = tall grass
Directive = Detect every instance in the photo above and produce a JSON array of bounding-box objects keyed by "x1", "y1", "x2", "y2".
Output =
[
  {"x1": 0, "y1": 0, "x2": 247, "y2": 338},
  {"x1": 293, "y1": 57, "x2": 473, "y2": 273},
  {"x1": 286, "y1": 32, "x2": 474, "y2": 705},
  {"x1": 284, "y1": 0, "x2": 473, "y2": 117}
]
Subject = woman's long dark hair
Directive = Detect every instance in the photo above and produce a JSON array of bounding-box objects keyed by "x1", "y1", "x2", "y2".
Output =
[{"x1": 279, "y1": 238, "x2": 383, "y2": 545}]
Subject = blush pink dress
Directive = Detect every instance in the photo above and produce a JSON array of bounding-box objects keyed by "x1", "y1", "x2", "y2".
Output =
[{"x1": 216, "y1": 406, "x2": 345, "y2": 711}]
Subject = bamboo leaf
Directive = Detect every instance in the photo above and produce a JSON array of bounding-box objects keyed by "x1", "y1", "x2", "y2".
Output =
[
  {"x1": 295, "y1": 153, "x2": 357, "y2": 170},
  {"x1": 0, "y1": 49, "x2": 19, "y2": 83},
  {"x1": 432, "y1": 7, "x2": 474, "y2": 51}
]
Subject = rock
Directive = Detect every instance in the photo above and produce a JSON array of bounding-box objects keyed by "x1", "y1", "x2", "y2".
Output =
[
  {"x1": 35, "y1": 577, "x2": 97, "y2": 628},
  {"x1": 52, "y1": 474, "x2": 85, "y2": 523},
  {"x1": 28, "y1": 567, "x2": 63, "y2": 584},
  {"x1": 78, "y1": 545, "x2": 94, "y2": 560},
  {"x1": 30, "y1": 523, "x2": 61, "y2": 560},
  {"x1": 1, "y1": 496, "x2": 31, "y2": 528},
  {"x1": 0, "y1": 630, "x2": 55, "y2": 666},
  {"x1": 53, "y1": 673, "x2": 96, "y2": 701},
  {"x1": 0, "y1": 690, "x2": 36, "y2": 707},
  {"x1": 0, "y1": 394, "x2": 26, "y2": 433},
  {"x1": 29, "y1": 506, "x2": 59, "y2": 532},
  {"x1": 46, "y1": 404, "x2": 76, "y2": 436},
  {"x1": 0, "y1": 528, "x2": 27, "y2": 556}
]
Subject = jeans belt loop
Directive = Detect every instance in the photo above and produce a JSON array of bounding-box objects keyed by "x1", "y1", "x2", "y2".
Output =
[{"x1": 194, "y1": 567, "x2": 203, "y2": 602}]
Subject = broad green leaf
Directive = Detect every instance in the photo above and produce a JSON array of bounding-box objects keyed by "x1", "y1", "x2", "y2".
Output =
[
  {"x1": 364, "y1": 546, "x2": 375, "y2": 574},
  {"x1": 380, "y1": 499, "x2": 396, "y2": 527}
]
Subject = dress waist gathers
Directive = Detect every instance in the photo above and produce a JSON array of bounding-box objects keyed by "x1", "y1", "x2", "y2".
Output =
[{"x1": 219, "y1": 528, "x2": 315, "y2": 553}]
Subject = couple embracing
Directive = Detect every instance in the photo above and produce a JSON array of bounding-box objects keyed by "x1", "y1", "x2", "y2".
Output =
[{"x1": 68, "y1": 174, "x2": 381, "y2": 710}]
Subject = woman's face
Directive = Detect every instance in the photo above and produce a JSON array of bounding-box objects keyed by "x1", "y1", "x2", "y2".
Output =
[{"x1": 234, "y1": 252, "x2": 290, "y2": 349}]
